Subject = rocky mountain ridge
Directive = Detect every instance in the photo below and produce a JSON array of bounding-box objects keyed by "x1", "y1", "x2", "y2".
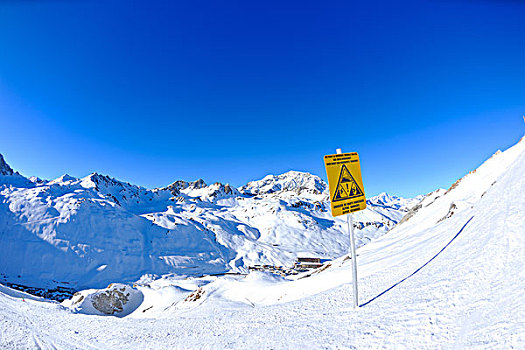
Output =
[
  {"x1": 0, "y1": 153, "x2": 421, "y2": 291},
  {"x1": 0, "y1": 154, "x2": 15, "y2": 176}
]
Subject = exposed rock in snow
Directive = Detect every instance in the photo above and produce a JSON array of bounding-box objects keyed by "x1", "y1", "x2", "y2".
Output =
[
  {"x1": 398, "y1": 188, "x2": 446, "y2": 225},
  {"x1": 64, "y1": 283, "x2": 143, "y2": 317},
  {"x1": 0, "y1": 154, "x2": 33, "y2": 187},
  {"x1": 162, "y1": 179, "x2": 207, "y2": 196},
  {"x1": 203, "y1": 182, "x2": 240, "y2": 200},
  {"x1": 0, "y1": 154, "x2": 15, "y2": 176},
  {"x1": 91, "y1": 284, "x2": 132, "y2": 315}
]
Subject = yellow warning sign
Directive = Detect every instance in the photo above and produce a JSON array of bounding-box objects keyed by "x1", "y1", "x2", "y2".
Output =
[{"x1": 324, "y1": 152, "x2": 366, "y2": 217}]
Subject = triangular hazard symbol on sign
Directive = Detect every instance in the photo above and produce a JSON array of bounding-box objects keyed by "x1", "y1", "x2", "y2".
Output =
[{"x1": 332, "y1": 164, "x2": 363, "y2": 202}]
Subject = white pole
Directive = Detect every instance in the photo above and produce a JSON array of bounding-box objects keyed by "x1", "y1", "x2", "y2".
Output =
[
  {"x1": 348, "y1": 213, "x2": 358, "y2": 308},
  {"x1": 337, "y1": 148, "x2": 359, "y2": 308}
]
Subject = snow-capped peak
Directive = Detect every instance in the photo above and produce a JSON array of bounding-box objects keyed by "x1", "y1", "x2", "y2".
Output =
[
  {"x1": 0, "y1": 154, "x2": 34, "y2": 187},
  {"x1": 162, "y1": 179, "x2": 207, "y2": 196},
  {"x1": 367, "y1": 192, "x2": 424, "y2": 211},
  {"x1": 28, "y1": 176, "x2": 46, "y2": 184},
  {"x1": 371, "y1": 192, "x2": 396, "y2": 204},
  {"x1": 203, "y1": 182, "x2": 240, "y2": 199},
  {"x1": 81, "y1": 172, "x2": 129, "y2": 190},
  {"x1": 48, "y1": 174, "x2": 78, "y2": 185},
  {"x1": 0, "y1": 153, "x2": 15, "y2": 176},
  {"x1": 239, "y1": 170, "x2": 327, "y2": 197}
]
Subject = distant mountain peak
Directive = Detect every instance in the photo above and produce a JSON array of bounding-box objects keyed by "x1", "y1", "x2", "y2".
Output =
[
  {"x1": 239, "y1": 170, "x2": 327, "y2": 196},
  {"x1": 83, "y1": 172, "x2": 121, "y2": 187},
  {"x1": 29, "y1": 176, "x2": 45, "y2": 184},
  {"x1": 163, "y1": 179, "x2": 207, "y2": 196},
  {"x1": 0, "y1": 153, "x2": 15, "y2": 176},
  {"x1": 49, "y1": 174, "x2": 77, "y2": 184}
]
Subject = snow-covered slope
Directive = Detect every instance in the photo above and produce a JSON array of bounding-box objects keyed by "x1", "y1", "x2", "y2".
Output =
[
  {"x1": 0, "y1": 172, "x2": 233, "y2": 291},
  {"x1": 0, "y1": 155, "x2": 418, "y2": 291},
  {"x1": 0, "y1": 136, "x2": 523, "y2": 349},
  {"x1": 116, "y1": 135, "x2": 525, "y2": 310}
]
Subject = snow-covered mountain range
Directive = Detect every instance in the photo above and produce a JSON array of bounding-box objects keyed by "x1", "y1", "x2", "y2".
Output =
[
  {"x1": 0, "y1": 157, "x2": 421, "y2": 291},
  {"x1": 1, "y1": 135, "x2": 523, "y2": 348}
]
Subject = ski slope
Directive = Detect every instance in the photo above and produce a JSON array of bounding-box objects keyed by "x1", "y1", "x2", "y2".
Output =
[{"x1": 0, "y1": 136, "x2": 523, "y2": 348}]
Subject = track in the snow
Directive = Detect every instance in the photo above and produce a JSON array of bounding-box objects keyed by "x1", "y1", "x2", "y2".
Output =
[{"x1": 360, "y1": 216, "x2": 474, "y2": 307}]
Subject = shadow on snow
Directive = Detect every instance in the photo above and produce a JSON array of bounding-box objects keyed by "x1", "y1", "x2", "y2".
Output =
[{"x1": 360, "y1": 216, "x2": 474, "y2": 307}]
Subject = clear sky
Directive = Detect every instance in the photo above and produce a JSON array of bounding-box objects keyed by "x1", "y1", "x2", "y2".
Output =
[{"x1": 0, "y1": 0, "x2": 524, "y2": 197}]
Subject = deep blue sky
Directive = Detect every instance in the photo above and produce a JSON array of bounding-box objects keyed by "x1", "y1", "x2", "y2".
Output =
[{"x1": 1, "y1": 0, "x2": 524, "y2": 197}]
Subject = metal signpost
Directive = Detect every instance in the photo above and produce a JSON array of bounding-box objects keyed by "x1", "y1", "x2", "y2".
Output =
[{"x1": 324, "y1": 149, "x2": 366, "y2": 308}]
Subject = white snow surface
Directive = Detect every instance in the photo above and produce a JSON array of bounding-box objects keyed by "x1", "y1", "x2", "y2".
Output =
[{"x1": 0, "y1": 135, "x2": 524, "y2": 348}]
